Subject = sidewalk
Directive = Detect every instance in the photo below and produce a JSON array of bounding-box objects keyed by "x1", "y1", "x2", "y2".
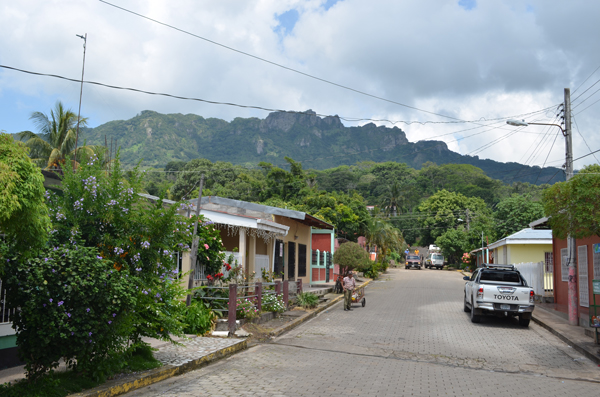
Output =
[
  {"x1": 0, "y1": 278, "x2": 371, "y2": 396},
  {"x1": 0, "y1": 335, "x2": 247, "y2": 396},
  {"x1": 532, "y1": 304, "x2": 600, "y2": 365}
]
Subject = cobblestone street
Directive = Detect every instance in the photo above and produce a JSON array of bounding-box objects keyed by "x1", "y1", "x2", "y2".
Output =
[{"x1": 127, "y1": 269, "x2": 600, "y2": 396}]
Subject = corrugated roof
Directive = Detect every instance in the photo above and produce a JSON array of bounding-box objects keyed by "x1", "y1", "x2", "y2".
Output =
[{"x1": 488, "y1": 228, "x2": 552, "y2": 249}]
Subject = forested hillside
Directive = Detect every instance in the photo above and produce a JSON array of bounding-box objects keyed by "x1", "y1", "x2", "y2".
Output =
[
  {"x1": 82, "y1": 110, "x2": 564, "y2": 185},
  {"x1": 140, "y1": 157, "x2": 548, "y2": 257}
]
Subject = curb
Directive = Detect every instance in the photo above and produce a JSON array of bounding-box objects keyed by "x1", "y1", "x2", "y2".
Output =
[
  {"x1": 269, "y1": 279, "x2": 372, "y2": 338},
  {"x1": 69, "y1": 339, "x2": 247, "y2": 397},
  {"x1": 531, "y1": 314, "x2": 600, "y2": 366}
]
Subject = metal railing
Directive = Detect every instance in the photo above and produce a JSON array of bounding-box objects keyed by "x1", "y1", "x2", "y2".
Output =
[
  {"x1": 0, "y1": 278, "x2": 16, "y2": 325},
  {"x1": 194, "y1": 279, "x2": 302, "y2": 336}
]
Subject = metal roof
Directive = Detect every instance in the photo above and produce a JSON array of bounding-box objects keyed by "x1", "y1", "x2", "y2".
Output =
[{"x1": 488, "y1": 228, "x2": 552, "y2": 249}]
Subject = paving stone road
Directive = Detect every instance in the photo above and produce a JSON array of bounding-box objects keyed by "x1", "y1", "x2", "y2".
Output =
[{"x1": 127, "y1": 268, "x2": 600, "y2": 396}]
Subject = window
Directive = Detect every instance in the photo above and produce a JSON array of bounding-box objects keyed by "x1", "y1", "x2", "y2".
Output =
[{"x1": 479, "y1": 271, "x2": 522, "y2": 284}]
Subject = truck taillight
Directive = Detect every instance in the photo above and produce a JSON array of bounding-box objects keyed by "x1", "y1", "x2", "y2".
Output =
[
  {"x1": 477, "y1": 287, "x2": 484, "y2": 299},
  {"x1": 530, "y1": 290, "x2": 535, "y2": 303}
]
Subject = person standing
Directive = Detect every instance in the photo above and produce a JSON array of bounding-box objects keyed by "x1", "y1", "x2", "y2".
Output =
[{"x1": 343, "y1": 271, "x2": 356, "y2": 311}]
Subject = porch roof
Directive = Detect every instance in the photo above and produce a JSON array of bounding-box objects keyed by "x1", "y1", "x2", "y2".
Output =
[{"x1": 200, "y1": 208, "x2": 289, "y2": 236}]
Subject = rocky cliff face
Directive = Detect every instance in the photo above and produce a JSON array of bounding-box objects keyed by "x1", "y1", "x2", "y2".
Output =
[{"x1": 80, "y1": 109, "x2": 562, "y2": 184}]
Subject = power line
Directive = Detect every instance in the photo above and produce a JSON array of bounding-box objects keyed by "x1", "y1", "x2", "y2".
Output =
[
  {"x1": 573, "y1": 148, "x2": 600, "y2": 163},
  {"x1": 574, "y1": 96, "x2": 600, "y2": 116},
  {"x1": 572, "y1": 64, "x2": 600, "y2": 95},
  {"x1": 571, "y1": 85, "x2": 600, "y2": 111},
  {"x1": 97, "y1": 0, "x2": 560, "y2": 129},
  {"x1": 96, "y1": 0, "x2": 475, "y2": 123},
  {"x1": 571, "y1": 77, "x2": 600, "y2": 104},
  {"x1": 2, "y1": 63, "x2": 547, "y2": 129},
  {"x1": 534, "y1": 130, "x2": 561, "y2": 185},
  {"x1": 572, "y1": 114, "x2": 600, "y2": 163}
]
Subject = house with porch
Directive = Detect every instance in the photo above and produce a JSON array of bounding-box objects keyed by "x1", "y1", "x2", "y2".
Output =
[{"x1": 188, "y1": 196, "x2": 334, "y2": 286}]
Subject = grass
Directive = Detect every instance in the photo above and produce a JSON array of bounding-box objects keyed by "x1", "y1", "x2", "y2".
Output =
[{"x1": 0, "y1": 344, "x2": 162, "y2": 397}]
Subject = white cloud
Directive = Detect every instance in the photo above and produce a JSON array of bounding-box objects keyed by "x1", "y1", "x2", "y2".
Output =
[{"x1": 1, "y1": 0, "x2": 599, "y2": 169}]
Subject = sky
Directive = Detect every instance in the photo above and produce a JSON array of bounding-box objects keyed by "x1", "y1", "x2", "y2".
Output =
[{"x1": 1, "y1": 0, "x2": 599, "y2": 171}]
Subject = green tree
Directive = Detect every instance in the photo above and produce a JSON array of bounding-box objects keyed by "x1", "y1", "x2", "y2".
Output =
[
  {"x1": 435, "y1": 227, "x2": 470, "y2": 266},
  {"x1": 494, "y1": 194, "x2": 544, "y2": 238},
  {"x1": 0, "y1": 133, "x2": 50, "y2": 264},
  {"x1": 364, "y1": 216, "x2": 403, "y2": 260},
  {"x1": 332, "y1": 241, "x2": 370, "y2": 275},
  {"x1": 542, "y1": 164, "x2": 600, "y2": 239},
  {"x1": 418, "y1": 189, "x2": 491, "y2": 245},
  {"x1": 16, "y1": 101, "x2": 99, "y2": 170}
]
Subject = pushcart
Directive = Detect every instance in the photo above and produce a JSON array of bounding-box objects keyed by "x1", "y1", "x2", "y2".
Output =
[{"x1": 351, "y1": 285, "x2": 366, "y2": 307}]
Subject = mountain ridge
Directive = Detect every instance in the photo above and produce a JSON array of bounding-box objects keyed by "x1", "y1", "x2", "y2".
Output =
[{"x1": 80, "y1": 109, "x2": 564, "y2": 184}]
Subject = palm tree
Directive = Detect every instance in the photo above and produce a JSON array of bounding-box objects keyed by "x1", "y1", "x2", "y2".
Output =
[
  {"x1": 364, "y1": 216, "x2": 404, "y2": 260},
  {"x1": 17, "y1": 101, "x2": 97, "y2": 170}
]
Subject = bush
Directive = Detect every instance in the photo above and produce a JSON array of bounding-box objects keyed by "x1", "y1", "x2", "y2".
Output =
[
  {"x1": 234, "y1": 297, "x2": 259, "y2": 320},
  {"x1": 183, "y1": 301, "x2": 216, "y2": 335},
  {"x1": 362, "y1": 261, "x2": 382, "y2": 279},
  {"x1": 262, "y1": 293, "x2": 286, "y2": 313},
  {"x1": 5, "y1": 245, "x2": 135, "y2": 379},
  {"x1": 295, "y1": 292, "x2": 319, "y2": 309},
  {"x1": 333, "y1": 242, "x2": 370, "y2": 275}
]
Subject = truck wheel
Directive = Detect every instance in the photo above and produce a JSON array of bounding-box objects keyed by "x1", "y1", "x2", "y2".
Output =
[
  {"x1": 463, "y1": 294, "x2": 470, "y2": 312},
  {"x1": 470, "y1": 304, "x2": 481, "y2": 323},
  {"x1": 518, "y1": 315, "x2": 531, "y2": 327}
]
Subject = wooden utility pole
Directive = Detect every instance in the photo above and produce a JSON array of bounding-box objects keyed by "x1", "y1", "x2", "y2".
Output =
[
  {"x1": 564, "y1": 88, "x2": 579, "y2": 326},
  {"x1": 186, "y1": 174, "x2": 205, "y2": 307}
]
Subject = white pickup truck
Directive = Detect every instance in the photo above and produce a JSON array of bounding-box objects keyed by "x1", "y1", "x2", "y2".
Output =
[{"x1": 463, "y1": 264, "x2": 535, "y2": 326}]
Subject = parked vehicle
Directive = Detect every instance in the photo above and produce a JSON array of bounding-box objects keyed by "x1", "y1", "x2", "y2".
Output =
[
  {"x1": 425, "y1": 253, "x2": 445, "y2": 269},
  {"x1": 405, "y1": 255, "x2": 422, "y2": 270},
  {"x1": 463, "y1": 264, "x2": 535, "y2": 326}
]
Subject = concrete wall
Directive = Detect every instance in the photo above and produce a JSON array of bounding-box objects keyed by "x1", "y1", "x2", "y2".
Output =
[
  {"x1": 273, "y1": 215, "x2": 312, "y2": 285},
  {"x1": 508, "y1": 244, "x2": 552, "y2": 264},
  {"x1": 553, "y1": 235, "x2": 600, "y2": 326}
]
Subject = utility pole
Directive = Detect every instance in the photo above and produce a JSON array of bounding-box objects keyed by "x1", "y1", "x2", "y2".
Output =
[
  {"x1": 186, "y1": 174, "x2": 205, "y2": 307},
  {"x1": 564, "y1": 88, "x2": 579, "y2": 326},
  {"x1": 73, "y1": 33, "x2": 87, "y2": 171}
]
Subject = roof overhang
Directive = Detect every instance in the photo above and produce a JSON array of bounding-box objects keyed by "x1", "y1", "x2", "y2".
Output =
[{"x1": 529, "y1": 217, "x2": 550, "y2": 229}]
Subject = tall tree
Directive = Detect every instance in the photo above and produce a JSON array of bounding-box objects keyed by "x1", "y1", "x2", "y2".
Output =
[
  {"x1": 16, "y1": 101, "x2": 94, "y2": 170},
  {"x1": 543, "y1": 164, "x2": 600, "y2": 239},
  {"x1": 494, "y1": 194, "x2": 544, "y2": 238}
]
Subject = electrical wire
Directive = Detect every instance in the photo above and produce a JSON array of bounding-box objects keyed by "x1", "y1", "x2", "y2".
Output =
[
  {"x1": 534, "y1": 130, "x2": 561, "y2": 185},
  {"x1": 571, "y1": 85, "x2": 600, "y2": 111},
  {"x1": 571, "y1": 77, "x2": 600, "y2": 104},
  {"x1": 572, "y1": 114, "x2": 600, "y2": 163},
  {"x1": 1, "y1": 63, "x2": 553, "y2": 130},
  {"x1": 574, "y1": 96, "x2": 600, "y2": 116},
  {"x1": 572, "y1": 64, "x2": 600, "y2": 95},
  {"x1": 96, "y1": 0, "x2": 488, "y2": 124}
]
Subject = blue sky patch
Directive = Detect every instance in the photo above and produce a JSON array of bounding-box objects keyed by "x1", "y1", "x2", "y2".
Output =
[
  {"x1": 274, "y1": 9, "x2": 299, "y2": 36},
  {"x1": 323, "y1": 0, "x2": 341, "y2": 11},
  {"x1": 458, "y1": 0, "x2": 476, "y2": 11}
]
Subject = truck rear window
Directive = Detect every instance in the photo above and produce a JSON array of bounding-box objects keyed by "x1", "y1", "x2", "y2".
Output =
[
  {"x1": 432, "y1": 254, "x2": 443, "y2": 260},
  {"x1": 479, "y1": 271, "x2": 522, "y2": 284}
]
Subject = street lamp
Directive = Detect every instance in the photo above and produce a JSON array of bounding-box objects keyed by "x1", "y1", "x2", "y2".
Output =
[{"x1": 506, "y1": 88, "x2": 578, "y2": 326}]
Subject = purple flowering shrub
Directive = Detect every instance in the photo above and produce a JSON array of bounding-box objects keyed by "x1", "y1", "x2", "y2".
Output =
[
  {"x1": 5, "y1": 245, "x2": 135, "y2": 378},
  {"x1": 43, "y1": 154, "x2": 193, "y2": 344}
]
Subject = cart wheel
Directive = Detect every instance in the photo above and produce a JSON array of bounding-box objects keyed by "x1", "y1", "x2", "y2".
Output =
[{"x1": 362, "y1": 298, "x2": 366, "y2": 307}]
